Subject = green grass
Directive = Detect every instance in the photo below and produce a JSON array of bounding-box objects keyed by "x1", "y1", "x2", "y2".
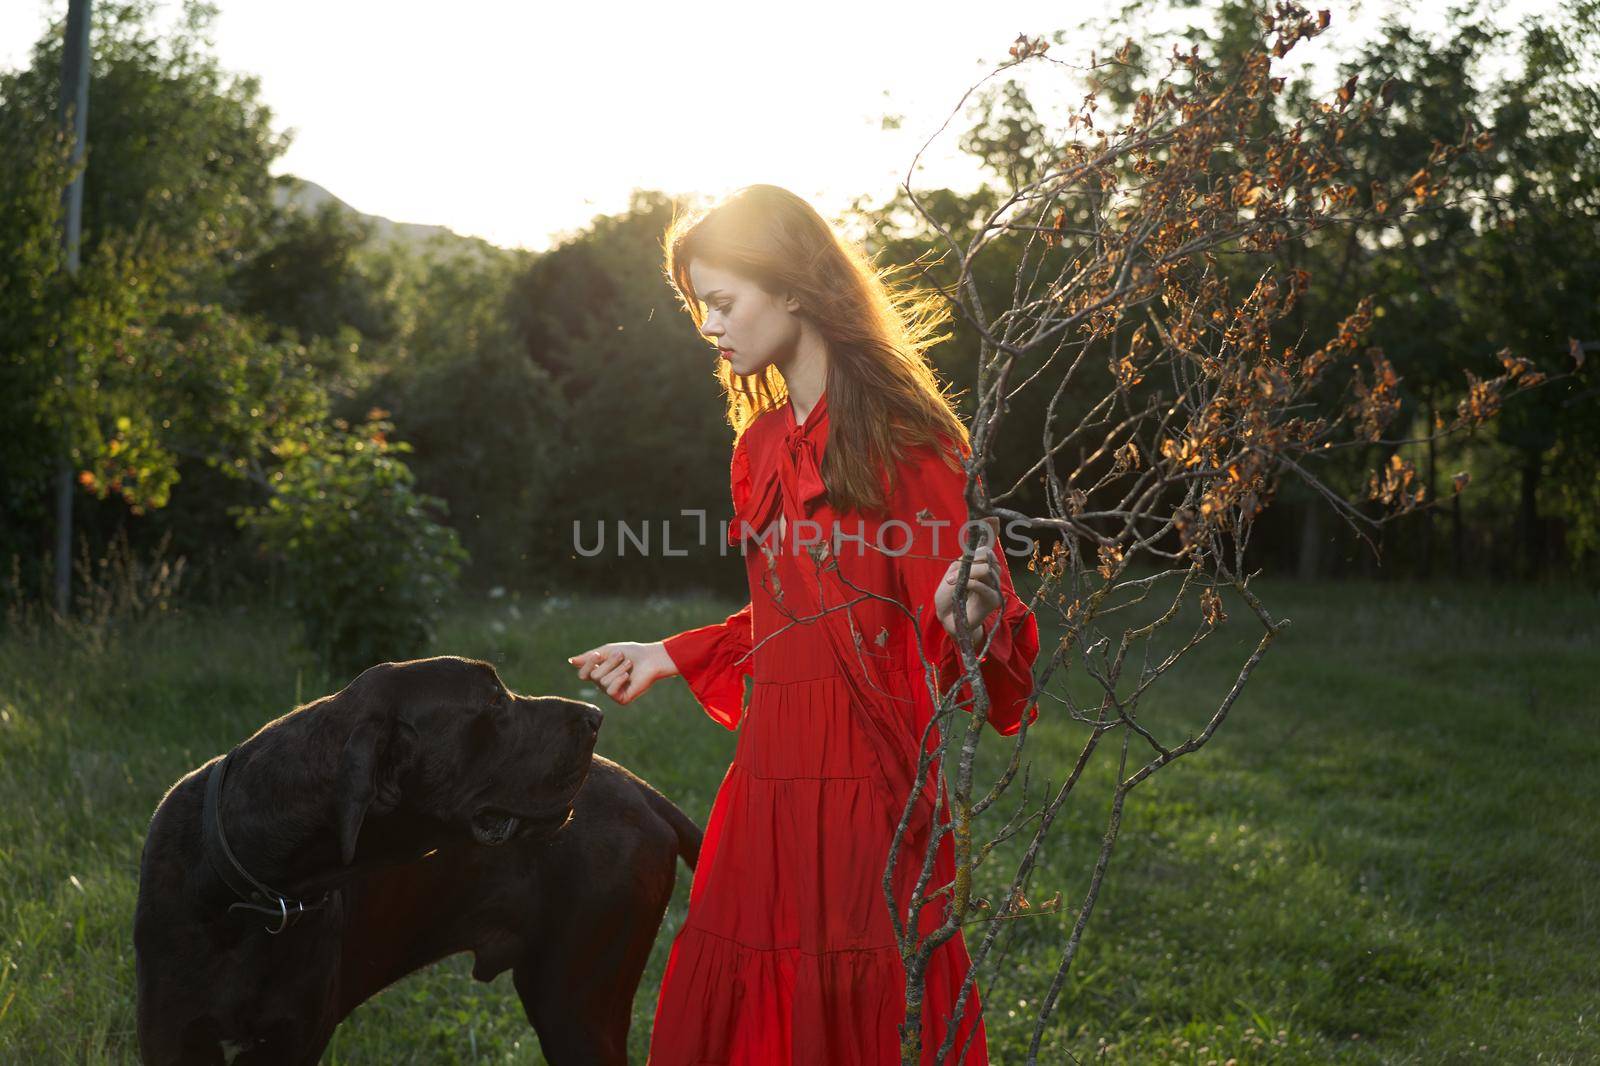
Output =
[{"x1": 0, "y1": 581, "x2": 1595, "y2": 1063}]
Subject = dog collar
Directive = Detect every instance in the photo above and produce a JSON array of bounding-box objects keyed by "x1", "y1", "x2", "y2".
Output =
[{"x1": 201, "y1": 749, "x2": 335, "y2": 934}]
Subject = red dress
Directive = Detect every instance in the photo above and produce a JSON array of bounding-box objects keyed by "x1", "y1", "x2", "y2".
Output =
[{"x1": 649, "y1": 391, "x2": 1040, "y2": 1065}]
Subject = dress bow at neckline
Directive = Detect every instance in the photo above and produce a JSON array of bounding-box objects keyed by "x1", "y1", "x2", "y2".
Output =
[{"x1": 727, "y1": 393, "x2": 830, "y2": 548}]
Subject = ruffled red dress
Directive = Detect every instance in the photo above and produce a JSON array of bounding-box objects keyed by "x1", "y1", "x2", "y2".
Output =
[{"x1": 649, "y1": 391, "x2": 1040, "y2": 1065}]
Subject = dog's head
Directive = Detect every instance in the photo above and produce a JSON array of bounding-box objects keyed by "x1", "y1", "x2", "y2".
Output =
[{"x1": 327, "y1": 656, "x2": 601, "y2": 864}]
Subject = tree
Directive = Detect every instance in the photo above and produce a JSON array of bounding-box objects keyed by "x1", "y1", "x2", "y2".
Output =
[
  {"x1": 507, "y1": 190, "x2": 748, "y2": 590},
  {"x1": 0, "y1": 0, "x2": 287, "y2": 578},
  {"x1": 233, "y1": 197, "x2": 398, "y2": 351},
  {"x1": 1457, "y1": 0, "x2": 1600, "y2": 574},
  {"x1": 0, "y1": 1, "x2": 472, "y2": 662},
  {"x1": 375, "y1": 334, "x2": 563, "y2": 589},
  {"x1": 854, "y1": 0, "x2": 1599, "y2": 581},
  {"x1": 5, "y1": 0, "x2": 285, "y2": 288},
  {"x1": 0, "y1": 124, "x2": 75, "y2": 574},
  {"x1": 825, "y1": 14, "x2": 1556, "y2": 1062}
]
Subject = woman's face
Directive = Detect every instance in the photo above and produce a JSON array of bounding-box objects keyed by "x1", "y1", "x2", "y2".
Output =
[{"x1": 687, "y1": 259, "x2": 802, "y2": 377}]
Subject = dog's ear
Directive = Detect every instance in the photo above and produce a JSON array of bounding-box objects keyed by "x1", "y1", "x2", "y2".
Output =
[{"x1": 334, "y1": 718, "x2": 389, "y2": 866}]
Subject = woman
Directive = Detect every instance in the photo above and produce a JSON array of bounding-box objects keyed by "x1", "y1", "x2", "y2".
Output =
[{"x1": 567, "y1": 184, "x2": 1039, "y2": 1065}]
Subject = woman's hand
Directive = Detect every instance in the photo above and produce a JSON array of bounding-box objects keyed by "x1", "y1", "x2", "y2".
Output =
[
  {"x1": 566, "y1": 641, "x2": 679, "y2": 705},
  {"x1": 934, "y1": 543, "x2": 1003, "y2": 644}
]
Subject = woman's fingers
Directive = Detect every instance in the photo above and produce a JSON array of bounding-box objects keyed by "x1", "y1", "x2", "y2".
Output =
[
  {"x1": 594, "y1": 653, "x2": 630, "y2": 688},
  {"x1": 949, "y1": 545, "x2": 999, "y2": 571},
  {"x1": 573, "y1": 647, "x2": 621, "y2": 682},
  {"x1": 615, "y1": 671, "x2": 644, "y2": 705},
  {"x1": 603, "y1": 662, "x2": 632, "y2": 701},
  {"x1": 946, "y1": 558, "x2": 1001, "y2": 595},
  {"x1": 938, "y1": 549, "x2": 1003, "y2": 630},
  {"x1": 575, "y1": 653, "x2": 604, "y2": 682},
  {"x1": 567, "y1": 644, "x2": 655, "y2": 708},
  {"x1": 567, "y1": 648, "x2": 598, "y2": 673},
  {"x1": 964, "y1": 551, "x2": 1003, "y2": 629}
]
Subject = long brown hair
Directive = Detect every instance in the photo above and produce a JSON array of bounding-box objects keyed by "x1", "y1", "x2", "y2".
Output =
[{"x1": 663, "y1": 184, "x2": 968, "y2": 515}]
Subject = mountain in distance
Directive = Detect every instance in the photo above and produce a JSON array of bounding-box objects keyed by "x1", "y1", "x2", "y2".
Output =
[{"x1": 272, "y1": 175, "x2": 507, "y2": 256}]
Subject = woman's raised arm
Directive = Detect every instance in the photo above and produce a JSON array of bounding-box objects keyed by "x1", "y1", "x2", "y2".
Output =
[{"x1": 889, "y1": 440, "x2": 1040, "y2": 736}]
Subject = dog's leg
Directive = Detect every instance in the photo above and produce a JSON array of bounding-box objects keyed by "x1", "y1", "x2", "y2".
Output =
[
  {"x1": 514, "y1": 972, "x2": 633, "y2": 1065},
  {"x1": 511, "y1": 897, "x2": 663, "y2": 1066}
]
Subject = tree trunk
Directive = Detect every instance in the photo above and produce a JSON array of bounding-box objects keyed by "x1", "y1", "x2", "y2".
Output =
[
  {"x1": 53, "y1": 0, "x2": 93, "y2": 617},
  {"x1": 1421, "y1": 399, "x2": 1436, "y2": 579},
  {"x1": 1297, "y1": 501, "x2": 1323, "y2": 581},
  {"x1": 1517, "y1": 450, "x2": 1544, "y2": 578},
  {"x1": 1451, "y1": 487, "x2": 1465, "y2": 579}
]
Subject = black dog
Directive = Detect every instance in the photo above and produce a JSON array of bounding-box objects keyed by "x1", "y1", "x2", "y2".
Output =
[
  {"x1": 333, "y1": 754, "x2": 700, "y2": 1063},
  {"x1": 134, "y1": 656, "x2": 697, "y2": 1063}
]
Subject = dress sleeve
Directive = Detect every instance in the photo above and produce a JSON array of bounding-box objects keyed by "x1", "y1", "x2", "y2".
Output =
[
  {"x1": 892, "y1": 438, "x2": 1040, "y2": 736},
  {"x1": 662, "y1": 602, "x2": 754, "y2": 730},
  {"x1": 658, "y1": 431, "x2": 758, "y2": 730}
]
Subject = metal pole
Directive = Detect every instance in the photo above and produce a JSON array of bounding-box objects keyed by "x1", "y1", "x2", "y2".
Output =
[{"x1": 53, "y1": 0, "x2": 91, "y2": 617}]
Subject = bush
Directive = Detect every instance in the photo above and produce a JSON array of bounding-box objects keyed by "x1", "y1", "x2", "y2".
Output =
[{"x1": 235, "y1": 412, "x2": 467, "y2": 674}]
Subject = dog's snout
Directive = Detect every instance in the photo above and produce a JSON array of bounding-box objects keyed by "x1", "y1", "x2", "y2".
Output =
[{"x1": 533, "y1": 696, "x2": 602, "y2": 740}]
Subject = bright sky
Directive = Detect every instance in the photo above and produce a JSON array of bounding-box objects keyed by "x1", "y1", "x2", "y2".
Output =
[{"x1": 0, "y1": 0, "x2": 1562, "y2": 252}]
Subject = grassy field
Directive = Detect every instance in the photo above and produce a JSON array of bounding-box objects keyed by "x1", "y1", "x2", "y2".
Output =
[{"x1": 1, "y1": 579, "x2": 1596, "y2": 1063}]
